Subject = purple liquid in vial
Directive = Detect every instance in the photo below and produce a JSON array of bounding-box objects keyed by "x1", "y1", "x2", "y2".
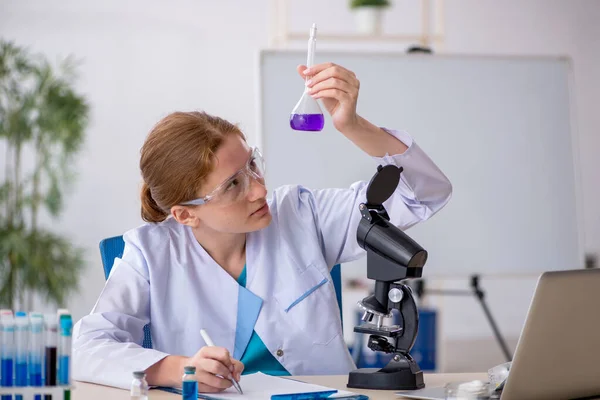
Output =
[{"x1": 290, "y1": 113, "x2": 324, "y2": 131}]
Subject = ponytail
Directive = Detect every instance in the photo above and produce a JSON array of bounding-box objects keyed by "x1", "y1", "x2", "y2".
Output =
[{"x1": 141, "y1": 182, "x2": 169, "y2": 223}]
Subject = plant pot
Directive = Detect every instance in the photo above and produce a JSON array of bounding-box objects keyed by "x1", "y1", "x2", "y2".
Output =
[{"x1": 353, "y1": 6, "x2": 384, "y2": 35}]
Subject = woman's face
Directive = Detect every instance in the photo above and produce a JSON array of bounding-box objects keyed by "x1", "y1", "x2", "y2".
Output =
[{"x1": 185, "y1": 134, "x2": 272, "y2": 234}]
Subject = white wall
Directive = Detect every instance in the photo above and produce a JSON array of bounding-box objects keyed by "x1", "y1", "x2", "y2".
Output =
[
  {"x1": 0, "y1": 0, "x2": 270, "y2": 319},
  {"x1": 1, "y1": 0, "x2": 598, "y2": 366},
  {"x1": 433, "y1": 0, "x2": 600, "y2": 344},
  {"x1": 444, "y1": 0, "x2": 600, "y2": 259}
]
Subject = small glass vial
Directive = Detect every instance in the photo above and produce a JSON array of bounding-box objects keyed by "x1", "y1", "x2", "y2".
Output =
[
  {"x1": 182, "y1": 366, "x2": 198, "y2": 400},
  {"x1": 130, "y1": 371, "x2": 149, "y2": 400},
  {"x1": 445, "y1": 380, "x2": 493, "y2": 399}
]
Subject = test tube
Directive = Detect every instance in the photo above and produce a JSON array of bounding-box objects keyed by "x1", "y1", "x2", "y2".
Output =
[
  {"x1": 0, "y1": 311, "x2": 6, "y2": 385},
  {"x1": 14, "y1": 312, "x2": 29, "y2": 400},
  {"x1": 0, "y1": 309, "x2": 13, "y2": 387},
  {"x1": 55, "y1": 310, "x2": 68, "y2": 386},
  {"x1": 1, "y1": 310, "x2": 14, "y2": 400},
  {"x1": 58, "y1": 315, "x2": 72, "y2": 400},
  {"x1": 44, "y1": 315, "x2": 58, "y2": 400},
  {"x1": 29, "y1": 313, "x2": 44, "y2": 400}
]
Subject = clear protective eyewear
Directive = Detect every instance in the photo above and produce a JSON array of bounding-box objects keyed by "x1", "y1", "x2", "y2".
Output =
[{"x1": 182, "y1": 147, "x2": 266, "y2": 206}]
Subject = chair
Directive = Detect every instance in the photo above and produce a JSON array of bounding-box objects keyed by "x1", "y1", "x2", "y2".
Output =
[
  {"x1": 99, "y1": 236, "x2": 344, "y2": 349},
  {"x1": 99, "y1": 235, "x2": 153, "y2": 348}
]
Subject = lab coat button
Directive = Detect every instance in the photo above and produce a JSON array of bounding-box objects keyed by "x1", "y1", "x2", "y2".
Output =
[{"x1": 276, "y1": 349, "x2": 284, "y2": 357}]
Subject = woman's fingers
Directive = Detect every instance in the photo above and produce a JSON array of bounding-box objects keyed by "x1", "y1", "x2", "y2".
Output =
[
  {"x1": 297, "y1": 64, "x2": 308, "y2": 78},
  {"x1": 305, "y1": 63, "x2": 359, "y2": 88},
  {"x1": 297, "y1": 63, "x2": 360, "y2": 96},
  {"x1": 310, "y1": 88, "x2": 352, "y2": 103},
  {"x1": 187, "y1": 346, "x2": 245, "y2": 393},
  {"x1": 304, "y1": 62, "x2": 350, "y2": 76},
  {"x1": 199, "y1": 358, "x2": 233, "y2": 379},
  {"x1": 196, "y1": 370, "x2": 233, "y2": 392},
  {"x1": 230, "y1": 358, "x2": 244, "y2": 381},
  {"x1": 308, "y1": 77, "x2": 355, "y2": 98},
  {"x1": 198, "y1": 346, "x2": 234, "y2": 372}
]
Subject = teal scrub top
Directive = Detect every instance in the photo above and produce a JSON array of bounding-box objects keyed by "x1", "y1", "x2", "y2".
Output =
[{"x1": 237, "y1": 266, "x2": 290, "y2": 376}]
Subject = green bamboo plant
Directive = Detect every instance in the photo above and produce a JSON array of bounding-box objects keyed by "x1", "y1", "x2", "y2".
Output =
[{"x1": 0, "y1": 39, "x2": 89, "y2": 310}]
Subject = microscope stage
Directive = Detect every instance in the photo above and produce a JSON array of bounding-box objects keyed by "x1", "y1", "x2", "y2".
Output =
[{"x1": 354, "y1": 323, "x2": 403, "y2": 337}]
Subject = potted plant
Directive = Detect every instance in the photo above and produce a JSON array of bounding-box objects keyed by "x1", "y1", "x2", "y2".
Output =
[
  {"x1": 0, "y1": 39, "x2": 89, "y2": 311},
  {"x1": 349, "y1": 0, "x2": 391, "y2": 35}
]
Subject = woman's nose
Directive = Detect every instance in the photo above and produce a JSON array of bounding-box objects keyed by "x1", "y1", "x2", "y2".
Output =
[{"x1": 247, "y1": 175, "x2": 267, "y2": 201}]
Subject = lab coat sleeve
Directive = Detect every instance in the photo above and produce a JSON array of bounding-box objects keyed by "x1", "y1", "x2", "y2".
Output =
[
  {"x1": 72, "y1": 229, "x2": 169, "y2": 389},
  {"x1": 306, "y1": 128, "x2": 452, "y2": 267}
]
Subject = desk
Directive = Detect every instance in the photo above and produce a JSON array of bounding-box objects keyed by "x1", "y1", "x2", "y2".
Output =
[{"x1": 71, "y1": 373, "x2": 488, "y2": 399}]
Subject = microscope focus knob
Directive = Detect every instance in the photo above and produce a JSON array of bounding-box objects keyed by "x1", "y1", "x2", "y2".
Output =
[{"x1": 388, "y1": 287, "x2": 404, "y2": 304}]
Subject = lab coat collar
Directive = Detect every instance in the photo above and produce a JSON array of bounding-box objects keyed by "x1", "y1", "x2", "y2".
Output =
[
  {"x1": 234, "y1": 285, "x2": 263, "y2": 360},
  {"x1": 184, "y1": 225, "x2": 265, "y2": 359}
]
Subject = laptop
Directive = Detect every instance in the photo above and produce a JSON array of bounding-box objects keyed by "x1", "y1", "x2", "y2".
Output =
[{"x1": 399, "y1": 269, "x2": 600, "y2": 400}]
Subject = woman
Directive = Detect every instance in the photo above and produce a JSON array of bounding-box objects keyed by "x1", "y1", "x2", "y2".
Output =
[{"x1": 72, "y1": 62, "x2": 452, "y2": 391}]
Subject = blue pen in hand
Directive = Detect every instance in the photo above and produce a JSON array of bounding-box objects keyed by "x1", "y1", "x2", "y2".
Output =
[{"x1": 200, "y1": 329, "x2": 244, "y2": 395}]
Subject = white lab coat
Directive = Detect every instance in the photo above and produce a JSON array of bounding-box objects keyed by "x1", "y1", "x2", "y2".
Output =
[{"x1": 72, "y1": 129, "x2": 452, "y2": 389}]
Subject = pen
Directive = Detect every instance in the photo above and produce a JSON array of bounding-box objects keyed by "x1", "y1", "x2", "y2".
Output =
[{"x1": 199, "y1": 329, "x2": 243, "y2": 395}]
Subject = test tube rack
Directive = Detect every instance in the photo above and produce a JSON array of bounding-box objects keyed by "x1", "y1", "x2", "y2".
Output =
[{"x1": 0, "y1": 385, "x2": 71, "y2": 400}]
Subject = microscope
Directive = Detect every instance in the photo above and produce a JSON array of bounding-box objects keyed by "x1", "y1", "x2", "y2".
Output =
[{"x1": 347, "y1": 165, "x2": 428, "y2": 391}]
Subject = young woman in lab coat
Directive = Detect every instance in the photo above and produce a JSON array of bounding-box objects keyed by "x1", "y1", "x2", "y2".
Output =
[{"x1": 72, "y1": 62, "x2": 452, "y2": 392}]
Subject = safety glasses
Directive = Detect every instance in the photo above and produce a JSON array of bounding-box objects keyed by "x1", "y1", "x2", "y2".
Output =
[{"x1": 181, "y1": 147, "x2": 265, "y2": 206}]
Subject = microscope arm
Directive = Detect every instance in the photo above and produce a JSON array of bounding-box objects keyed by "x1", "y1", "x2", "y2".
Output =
[{"x1": 388, "y1": 283, "x2": 419, "y2": 354}]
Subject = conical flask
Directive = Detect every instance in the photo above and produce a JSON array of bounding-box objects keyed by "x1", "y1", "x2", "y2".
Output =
[{"x1": 290, "y1": 23, "x2": 324, "y2": 132}]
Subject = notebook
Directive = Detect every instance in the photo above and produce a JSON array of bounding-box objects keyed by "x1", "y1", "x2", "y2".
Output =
[{"x1": 158, "y1": 372, "x2": 367, "y2": 399}]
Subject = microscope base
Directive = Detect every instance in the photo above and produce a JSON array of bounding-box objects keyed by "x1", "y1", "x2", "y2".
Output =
[{"x1": 347, "y1": 356, "x2": 425, "y2": 390}]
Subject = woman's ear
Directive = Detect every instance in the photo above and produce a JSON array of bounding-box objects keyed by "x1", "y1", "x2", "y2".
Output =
[{"x1": 171, "y1": 205, "x2": 198, "y2": 227}]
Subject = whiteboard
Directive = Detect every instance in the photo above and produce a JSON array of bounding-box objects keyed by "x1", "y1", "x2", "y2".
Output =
[{"x1": 257, "y1": 51, "x2": 582, "y2": 277}]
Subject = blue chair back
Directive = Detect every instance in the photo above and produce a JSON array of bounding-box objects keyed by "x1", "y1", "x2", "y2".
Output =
[
  {"x1": 99, "y1": 235, "x2": 153, "y2": 348},
  {"x1": 99, "y1": 235, "x2": 344, "y2": 347},
  {"x1": 99, "y1": 235, "x2": 126, "y2": 280}
]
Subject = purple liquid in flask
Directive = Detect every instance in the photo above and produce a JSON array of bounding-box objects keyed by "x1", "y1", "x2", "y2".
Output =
[
  {"x1": 289, "y1": 24, "x2": 324, "y2": 132},
  {"x1": 290, "y1": 113, "x2": 324, "y2": 131}
]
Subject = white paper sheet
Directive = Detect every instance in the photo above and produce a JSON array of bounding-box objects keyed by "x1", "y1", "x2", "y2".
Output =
[{"x1": 192, "y1": 372, "x2": 361, "y2": 399}]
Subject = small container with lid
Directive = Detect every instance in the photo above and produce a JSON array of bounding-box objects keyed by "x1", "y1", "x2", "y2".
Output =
[
  {"x1": 445, "y1": 380, "x2": 494, "y2": 399},
  {"x1": 130, "y1": 371, "x2": 149, "y2": 400},
  {"x1": 182, "y1": 366, "x2": 198, "y2": 400}
]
